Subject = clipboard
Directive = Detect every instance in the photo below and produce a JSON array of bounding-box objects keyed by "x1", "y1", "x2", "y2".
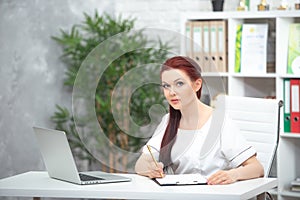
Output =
[{"x1": 153, "y1": 174, "x2": 207, "y2": 186}]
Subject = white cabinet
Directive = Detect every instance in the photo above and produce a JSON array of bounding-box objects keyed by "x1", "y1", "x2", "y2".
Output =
[
  {"x1": 180, "y1": 11, "x2": 300, "y2": 200},
  {"x1": 278, "y1": 134, "x2": 300, "y2": 200}
]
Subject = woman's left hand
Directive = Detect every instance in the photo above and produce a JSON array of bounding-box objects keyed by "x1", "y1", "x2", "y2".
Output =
[{"x1": 207, "y1": 169, "x2": 238, "y2": 185}]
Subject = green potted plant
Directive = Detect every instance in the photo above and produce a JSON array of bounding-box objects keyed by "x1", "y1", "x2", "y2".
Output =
[{"x1": 50, "y1": 11, "x2": 171, "y2": 172}]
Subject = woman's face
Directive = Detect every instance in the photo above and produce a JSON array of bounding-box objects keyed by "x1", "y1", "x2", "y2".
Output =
[{"x1": 161, "y1": 69, "x2": 202, "y2": 110}]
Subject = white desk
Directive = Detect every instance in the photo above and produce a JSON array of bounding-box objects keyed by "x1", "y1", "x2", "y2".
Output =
[{"x1": 0, "y1": 171, "x2": 277, "y2": 200}]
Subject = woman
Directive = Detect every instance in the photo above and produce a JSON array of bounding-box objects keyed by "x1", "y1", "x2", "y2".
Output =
[{"x1": 134, "y1": 56, "x2": 264, "y2": 185}]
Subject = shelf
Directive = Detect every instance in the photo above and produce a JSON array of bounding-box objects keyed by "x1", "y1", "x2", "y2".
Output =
[
  {"x1": 280, "y1": 133, "x2": 300, "y2": 139},
  {"x1": 202, "y1": 72, "x2": 228, "y2": 77},
  {"x1": 268, "y1": 187, "x2": 278, "y2": 195},
  {"x1": 281, "y1": 189, "x2": 300, "y2": 198},
  {"x1": 181, "y1": 11, "x2": 300, "y2": 21},
  {"x1": 279, "y1": 74, "x2": 300, "y2": 79},
  {"x1": 231, "y1": 73, "x2": 277, "y2": 78}
]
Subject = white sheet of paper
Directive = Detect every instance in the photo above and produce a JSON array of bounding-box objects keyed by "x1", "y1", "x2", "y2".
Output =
[
  {"x1": 240, "y1": 24, "x2": 268, "y2": 74},
  {"x1": 155, "y1": 174, "x2": 207, "y2": 185}
]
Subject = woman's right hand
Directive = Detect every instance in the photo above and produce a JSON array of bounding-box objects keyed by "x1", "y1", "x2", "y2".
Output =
[{"x1": 135, "y1": 153, "x2": 165, "y2": 178}]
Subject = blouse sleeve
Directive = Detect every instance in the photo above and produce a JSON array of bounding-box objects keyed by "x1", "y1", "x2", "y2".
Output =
[
  {"x1": 141, "y1": 114, "x2": 169, "y2": 160},
  {"x1": 221, "y1": 115, "x2": 257, "y2": 168}
]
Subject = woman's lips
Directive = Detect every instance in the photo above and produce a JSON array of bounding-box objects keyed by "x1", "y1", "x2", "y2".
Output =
[{"x1": 170, "y1": 99, "x2": 180, "y2": 104}]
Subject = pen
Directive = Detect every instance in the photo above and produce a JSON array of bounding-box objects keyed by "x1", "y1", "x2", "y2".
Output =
[{"x1": 146, "y1": 145, "x2": 164, "y2": 178}]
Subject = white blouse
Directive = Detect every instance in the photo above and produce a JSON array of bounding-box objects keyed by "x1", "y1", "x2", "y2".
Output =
[{"x1": 142, "y1": 113, "x2": 256, "y2": 177}]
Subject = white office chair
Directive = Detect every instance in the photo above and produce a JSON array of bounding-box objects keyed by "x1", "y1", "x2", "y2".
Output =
[{"x1": 213, "y1": 95, "x2": 282, "y2": 178}]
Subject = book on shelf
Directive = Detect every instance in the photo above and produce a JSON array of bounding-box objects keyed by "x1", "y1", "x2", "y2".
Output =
[
  {"x1": 185, "y1": 20, "x2": 227, "y2": 73},
  {"x1": 235, "y1": 23, "x2": 268, "y2": 74},
  {"x1": 287, "y1": 23, "x2": 300, "y2": 75},
  {"x1": 283, "y1": 78, "x2": 300, "y2": 134},
  {"x1": 291, "y1": 177, "x2": 300, "y2": 192},
  {"x1": 185, "y1": 21, "x2": 193, "y2": 59},
  {"x1": 234, "y1": 24, "x2": 242, "y2": 73},
  {"x1": 291, "y1": 185, "x2": 300, "y2": 192},
  {"x1": 266, "y1": 29, "x2": 276, "y2": 73},
  {"x1": 216, "y1": 20, "x2": 227, "y2": 72},
  {"x1": 210, "y1": 20, "x2": 218, "y2": 72},
  {"x1": 283, "y1": 79, "x2": 291, "y2": 132},
  {"x1": 191, "y1": 21, "x2": 203, "y2": 68},
  {"x1": 202, "y1": 21, "x2": 211, "y2": 72},
  {"x1": 208, "y1": 21, "x2": 228, "y2": 72},
  {"x1": 290, "y1": 79, "x2": 300, "y2": 133}
]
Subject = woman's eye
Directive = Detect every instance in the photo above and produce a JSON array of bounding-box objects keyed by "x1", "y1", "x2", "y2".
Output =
[
  {"x1": 161, "y1": 84, "x2": 170, "y2": 89},
  {"x1": 176, "y1": 81, "x2": 184, "y2": 87}
]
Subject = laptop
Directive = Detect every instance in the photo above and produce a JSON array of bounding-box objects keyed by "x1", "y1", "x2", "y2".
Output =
[{"x1": 33, "y1": 127, "x2": 131, "y2": 185}]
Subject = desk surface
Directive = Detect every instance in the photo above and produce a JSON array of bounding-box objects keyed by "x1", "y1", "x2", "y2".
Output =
[{"x1": 0, "y1": 171, "x2": 277, "y2": 200}]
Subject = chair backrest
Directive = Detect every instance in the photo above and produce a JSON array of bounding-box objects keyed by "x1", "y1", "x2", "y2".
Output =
[{"x1": 213, "y1": 95, "x2": 282, "y2": 177}]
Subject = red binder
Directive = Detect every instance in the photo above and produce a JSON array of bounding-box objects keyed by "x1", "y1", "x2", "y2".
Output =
[{"x1": 290, "y1": 79, "x2": 300, "y2": 133}]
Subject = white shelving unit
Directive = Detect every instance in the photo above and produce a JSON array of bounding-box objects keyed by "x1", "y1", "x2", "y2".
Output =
[{"x1": 180, "y1": 11, "x2": 300, "y2": 200}]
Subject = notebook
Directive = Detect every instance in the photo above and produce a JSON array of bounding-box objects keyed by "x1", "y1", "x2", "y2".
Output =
[
  {"x1": 33, "y1": 127, "x2": 131, "y2": 185},
  {"x1": 153, "y1": 174, "x2": 207, "y2": 186}
]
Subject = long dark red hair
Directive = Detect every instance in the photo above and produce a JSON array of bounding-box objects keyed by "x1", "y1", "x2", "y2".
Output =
[{"x1": 159, "y1": 56, "x2": 203, "y2": 167}]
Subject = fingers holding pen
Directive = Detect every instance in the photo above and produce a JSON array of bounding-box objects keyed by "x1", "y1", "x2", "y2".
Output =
[
  {"x1": 157, "y1": 162, "x2": 165, "y2": 177},
  {"x1": 146, "y1": 145, "x2": 165, "y2": 178},
  {"x1": 148, "y1": 161, "x2": 164, "y2": 178},
  {"x1": 135, "y1": 153, "x2": 165, "y2": 178}
]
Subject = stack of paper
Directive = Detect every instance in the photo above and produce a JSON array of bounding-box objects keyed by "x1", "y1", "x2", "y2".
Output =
[{"x1": 291, "y1": 177, "x2": 300, "y2": 192}]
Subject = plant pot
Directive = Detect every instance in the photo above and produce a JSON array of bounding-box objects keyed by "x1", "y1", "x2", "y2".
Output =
[{"x1": 211, "y1": 0, "x2": 224, "y2": 11}]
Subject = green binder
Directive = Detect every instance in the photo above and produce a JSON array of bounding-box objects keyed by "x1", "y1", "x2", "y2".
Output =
[
  {"x1": 234, "y1": 24, "x2": 242, "y2": 73},
  {"x1": 283, "y1": 78, "x2": 291, "y2": 132}
]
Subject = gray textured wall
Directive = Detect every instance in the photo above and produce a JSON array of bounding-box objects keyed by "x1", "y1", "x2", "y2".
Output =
[{"x1": 0, "y1": 0, "x2": 113, "y2": 182}]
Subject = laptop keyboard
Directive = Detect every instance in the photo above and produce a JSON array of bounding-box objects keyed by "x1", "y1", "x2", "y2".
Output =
[{"x1": 79, "y1": 173, "x2": 104, "y2": 181}]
